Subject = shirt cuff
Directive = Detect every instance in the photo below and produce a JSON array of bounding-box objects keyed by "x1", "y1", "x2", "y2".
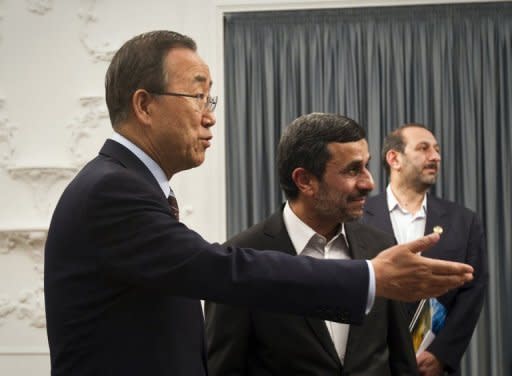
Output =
[{"x1": 365, "y1": 260, "x2": 375, "y2": 314}]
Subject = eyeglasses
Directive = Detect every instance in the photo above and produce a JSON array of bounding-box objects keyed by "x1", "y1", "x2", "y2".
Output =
[{"x1": 150, "y1": 91, "x2": 218, "y2": 112}]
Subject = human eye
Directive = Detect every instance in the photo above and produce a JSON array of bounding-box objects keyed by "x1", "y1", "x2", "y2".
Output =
[{"x1": 344, "y1": 166, "x2": 360, "y2": 177}]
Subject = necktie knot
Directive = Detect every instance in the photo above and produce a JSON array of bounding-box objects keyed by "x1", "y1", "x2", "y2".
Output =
[{"x1": 167, "y1": 194, "x2": 179, "y2": 221}]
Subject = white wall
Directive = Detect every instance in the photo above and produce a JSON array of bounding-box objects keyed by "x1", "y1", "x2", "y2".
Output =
[{"x1": 0, "y1": 0, "x2": 493, "y2": 374}]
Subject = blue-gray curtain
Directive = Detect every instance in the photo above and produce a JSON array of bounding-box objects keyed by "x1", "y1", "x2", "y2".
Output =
[{"x1": 224, "y1": 3, "x2": 512, "y2": 375}]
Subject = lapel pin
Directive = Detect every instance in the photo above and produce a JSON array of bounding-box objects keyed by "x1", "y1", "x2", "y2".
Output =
[{"x1": 433, "y1": 225, "x2": 444, "y2": 235}]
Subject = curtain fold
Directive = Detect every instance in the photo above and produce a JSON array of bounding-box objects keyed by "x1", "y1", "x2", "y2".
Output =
[{"x1": 224, "y1": 3, "x2": 512, "y2": 374}]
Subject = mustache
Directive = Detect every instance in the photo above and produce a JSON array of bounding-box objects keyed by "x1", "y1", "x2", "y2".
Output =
[
  {"x1": 349, "y1": 190, "x2": 371, "y2": 200},
  {"x1": 424, "y1": 163, "x2": 439, "y2": 170}
]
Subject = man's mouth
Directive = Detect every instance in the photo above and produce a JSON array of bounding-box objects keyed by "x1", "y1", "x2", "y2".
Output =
[
  {"x1": 350, "y1": 196, "x2": 366, "y2": 204},
  {"x1": 424, "y1": 164, "x2": 438, "y2": 173},
  {"x1": 201, "y1": 137, "x2": 212, "y2": 148}
]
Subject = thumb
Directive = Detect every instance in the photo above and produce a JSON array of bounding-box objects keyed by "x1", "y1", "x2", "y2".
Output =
[{"x1": 407, "y1": 232, "x2": 440, "y2": 254}]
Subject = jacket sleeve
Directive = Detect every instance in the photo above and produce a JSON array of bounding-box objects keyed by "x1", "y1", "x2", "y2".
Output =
[{"x1": 86, "y1": 170, "x2": 370, "y2": 323}]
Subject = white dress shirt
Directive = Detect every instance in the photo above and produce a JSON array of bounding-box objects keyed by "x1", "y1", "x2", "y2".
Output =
[
  {"x1": 386, "y1": 185, "x2": 427, "y2": 244},
  {"x1": 110, "y1": 132, "x2": 174, "y2": 199},
  {"x1": 282, "y1": 202, "x2": 364, "y2": 363}
]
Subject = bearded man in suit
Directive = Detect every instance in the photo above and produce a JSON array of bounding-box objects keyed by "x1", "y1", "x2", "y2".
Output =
[
  {"x1": 362, "y1": 124, "x2": 487, "y2": 376},
  {"x1": 206, "y1": 113, "x2": 419, "y2": 376}
]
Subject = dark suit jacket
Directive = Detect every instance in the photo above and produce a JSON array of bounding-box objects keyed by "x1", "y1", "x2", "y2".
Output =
[
  {"x1": 205, "y1": 209, "x2": 418, "y2": 376},
  {"x1": 362, "y1": 192, "x2": 488, "y2": 375},
  {"x1": 44, "y1": 140, "x2": 372, "y2": 376}
]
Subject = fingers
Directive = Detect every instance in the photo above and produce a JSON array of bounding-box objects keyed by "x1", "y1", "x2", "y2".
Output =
[
  {"x1": 423, "y1": 257, "x2": 474, "y2": 276},
  {"x1": 414, "y1": 273, "x2": 472, "y2": 299},
  {"x1": 406, "y1": 233, "x2": 440, "y2": 254},
  {"x1": 416, "y1": 351, "x2": 428, "y2": 365}
]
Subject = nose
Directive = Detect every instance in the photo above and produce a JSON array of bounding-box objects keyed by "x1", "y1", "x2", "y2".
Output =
[
  {"x1": 202, "y1": 110, "x2": 216, "y2": 128},
  {"x1": 430, "y1": 148, "x2": 441, "y2": 162},
  {"x1": 358, "y1": 168, "x2": 375, "y2": 192}
]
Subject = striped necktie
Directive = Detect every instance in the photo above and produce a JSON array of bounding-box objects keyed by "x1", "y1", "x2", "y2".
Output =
[{"x1": 167, "y1": 194, "x2": 179, "y2": 221}]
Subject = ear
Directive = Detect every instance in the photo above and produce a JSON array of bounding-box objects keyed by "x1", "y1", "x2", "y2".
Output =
[
  {"x1": 131, "y1": 89, "x2": 154, "y2": 126},
  {"x1": 291, "y1": 167, "x2": 319, "y2": 198},
  {"x1": 386, "y1": 149, "x2": 401, "y2": 172}
]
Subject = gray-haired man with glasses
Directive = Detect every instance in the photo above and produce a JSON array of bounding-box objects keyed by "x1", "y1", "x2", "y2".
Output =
[{"x1": 44, "y1": 30, "x2": 473, "y2": 376}]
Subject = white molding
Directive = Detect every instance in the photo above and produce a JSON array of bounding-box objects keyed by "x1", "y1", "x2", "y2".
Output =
[
  {"x1": 77, "y1": 0, "x2": 116, "y2": 62},
  {"x1": 7, "y1": 166, "x2": 77, "y2": 217},
  {"x1": 25, "y1": 0, "x2": 54, "y2": 15},
  {"x1": 0, "y1": 226, "x2": 48, "y2": 233},
  {"x1": 0, "y1": 347, "x2": 49, "y2": 355},
  {"x1": 215, "y1": 0, "x2": 506, "y2": 12},
  {"x1": 68, "y1": 96, "x2": 109, "y2": 167}
]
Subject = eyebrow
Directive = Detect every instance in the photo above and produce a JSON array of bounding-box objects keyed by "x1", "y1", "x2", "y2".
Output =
[
  {"x1": 416, "y1": 141, "x2": 440, "y2": 148},
  {"x1": 194, "y1": 74, "x2": 213, "y2": 88},
  {"x1": 343, "y1": 155, "x2": 371, "y2": 169}
]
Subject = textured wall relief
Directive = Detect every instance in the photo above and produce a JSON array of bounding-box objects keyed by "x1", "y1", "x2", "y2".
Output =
[
  {"x1": 17, "y1": 283, "x2": 45, "y2": 328},
  {"x1": 0, "y1": 230, "x2": 46, "y2": 328},
  {"x1": 0, "y1": 98, "x2": 16, "y2": 168},
  {"x1": 78, "y1": 0, "x2": 116, "y2": 62},
  {"x1": 0, "y1": 293, "x2": 16, "y2": 325},
  {"x1": 25, "y1": 0, "x2": 54, "y2": 15},
  {"x1": 0, "y1": 229, "x2": 46, "y2": 257},
  {"x1": 0, "y1": 286, "x2": 45, "y2": 328},
  {"x1": 7, "y1": 167, "x2": 76, "y2": 217},
  {"x1": 0, "y1": 229, "x2": 46, "y2": 277},
  {"x1": 68, "y1": 96, "x2": 109, "y2": 166}
]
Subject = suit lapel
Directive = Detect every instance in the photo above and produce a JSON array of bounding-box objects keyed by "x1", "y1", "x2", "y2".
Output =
[
  {"x1": 304, "y1": 318, "x2": 341, "y2": 367},
  {"x1": 364, "y1": 193, "x2": 395, "y2": 237},
  {"x1": 424, "y1": 194, "x2": 448, "y2": 258},
  {"x1": 345, "y1": 222, "x2": 376, "y2": 260},
  {"x1": 425, "y1": 194, "x2": 447, "y2": 235},
  {"x1": 262, "y1": 209, "x2": 297, "y2": 255},
  {"x1": 264, "y1": 209, "x2": 342, "y2": 368},
  {"x1": 342, "y1": 223, "x2": 372, "y2": 358}
]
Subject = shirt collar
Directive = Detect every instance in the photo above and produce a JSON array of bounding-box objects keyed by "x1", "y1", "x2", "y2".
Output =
[
  {"x1": 386, "y1": 185, "x2": 427, "y2": 216},
  {"x1": 110, "y1": 132, "x2": 171, "y2": 198},
  {"x1": 283, "y1": 201, "x2": 346, "y2": 255}
]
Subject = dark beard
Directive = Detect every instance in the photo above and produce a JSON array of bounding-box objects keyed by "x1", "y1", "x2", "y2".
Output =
[{"x1": 313, "y1": 191, "x2": 368, "y2": 223}]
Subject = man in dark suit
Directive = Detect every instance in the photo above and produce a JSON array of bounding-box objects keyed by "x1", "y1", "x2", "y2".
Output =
[
  {"x1": 363, "y1": 124, "x2": 488, "y2": 376},
  {"x1": 206, "y1": 114, "x2": 418, "y2": 375},
  {"x1": 44, "y1": 31, "x2": 473, "y2": 376}
]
